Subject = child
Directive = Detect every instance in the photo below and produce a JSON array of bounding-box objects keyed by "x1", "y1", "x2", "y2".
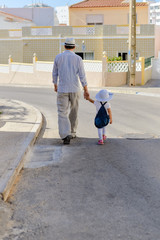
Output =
[{"x1": 86, "y1": 89, "x2": 113, "y2": 145}]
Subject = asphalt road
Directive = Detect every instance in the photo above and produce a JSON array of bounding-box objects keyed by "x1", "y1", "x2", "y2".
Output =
[{"x1": 1, "y1": 86, "x2": 160, "y2": 240}]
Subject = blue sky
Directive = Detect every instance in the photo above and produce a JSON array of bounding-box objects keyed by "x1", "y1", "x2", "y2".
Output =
[
  {"x1": 0, "y1": 0, "x2": 81, "y2": 8},
  {"x1": 0, "y1": 0, "x2": 154, "y2": 8}
]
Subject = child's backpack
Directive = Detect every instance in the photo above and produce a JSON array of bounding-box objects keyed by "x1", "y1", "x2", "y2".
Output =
[{"x1": 94, "y1": 102, "x2": 110, "y2": 128}]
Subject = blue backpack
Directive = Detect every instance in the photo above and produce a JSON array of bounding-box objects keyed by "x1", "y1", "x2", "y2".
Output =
[{"x1": 94, "y1": 102, "x2": 110, "y2": 129}]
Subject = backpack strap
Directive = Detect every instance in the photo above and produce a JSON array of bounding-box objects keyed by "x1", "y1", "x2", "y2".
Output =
[{"x1": 100, "y1": 101, "x2": 107, "y2": 106}]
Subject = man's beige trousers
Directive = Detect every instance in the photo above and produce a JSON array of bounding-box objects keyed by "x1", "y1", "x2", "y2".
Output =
[{"x1": 57, "y1": 92, "x2": 80, "y2": 139}]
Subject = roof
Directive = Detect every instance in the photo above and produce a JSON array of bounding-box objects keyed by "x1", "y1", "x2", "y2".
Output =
[
  {"x1": 0, "y1": 10, "x2": 32, "y2": 21},
  {"x1": 70, "y1": 0, "x2": 148, "y2": 8},
  {"x1": 24, "y1": 3, "x2": 51, "y2": 8}
]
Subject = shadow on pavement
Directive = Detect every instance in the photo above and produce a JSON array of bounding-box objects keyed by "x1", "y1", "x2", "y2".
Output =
[{"x1": 143, "y1": 79, "x2": 160, "y2": 88}]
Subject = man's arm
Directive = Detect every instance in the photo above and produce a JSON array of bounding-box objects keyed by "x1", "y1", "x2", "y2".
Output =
[
  {"x1": 86, "y1": 96, "x2": 94, "y2": 104},
  {"x1": 83, "y1": 85, "x2": 89, "y2": 99},
  {"x1": 52, "y1": 58, "x2": 58, "y2": 92},
  {"x1": 78, "y1": 59, "x2": 90, "y2": 99}
]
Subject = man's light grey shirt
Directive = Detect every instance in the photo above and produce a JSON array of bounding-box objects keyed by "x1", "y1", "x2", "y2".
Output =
[{"x1": 52, "y1": 50, "x2": 87, "y2": 93}]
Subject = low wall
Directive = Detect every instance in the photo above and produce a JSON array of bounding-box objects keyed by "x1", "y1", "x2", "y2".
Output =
[
  {"x1": 86, "y1": 72, "x2": 102, "y2": 87},
  {"x1": 0, "y1": 59, "x2": 151, "y2": 87},
  {"x1": 0, "y1": 71, "x2": 102, "y2": 87},
  {"x1": 151, "y1": 58, "x2": 160, "y2": 80},
  {"x1": 135, "y1": 71, "x2": 142, "y2": 85},
  {"x1": 105, "y1": 72, "x2": 127, "y2": 86},
  {"x1": 0, "y1": 61, "x2": 103, "y2": 87},
  {"x1": 144, "y1": 66, "x2": 152, "y2": 84}
]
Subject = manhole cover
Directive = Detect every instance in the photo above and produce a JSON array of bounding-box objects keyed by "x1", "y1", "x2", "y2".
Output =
[{"x1": 121, "y1": 133, "x2": 156, "y2": 140}]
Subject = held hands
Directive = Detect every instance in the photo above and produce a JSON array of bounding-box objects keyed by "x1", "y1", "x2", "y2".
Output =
[{"x1": 54, "y1": 84, "x2": 57, "y2": 92}]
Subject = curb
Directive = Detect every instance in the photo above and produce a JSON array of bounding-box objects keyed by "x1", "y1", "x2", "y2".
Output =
[
  {"x1": 89, "y1": 87, "x2": 160, "y2": 98},
  {"x1": 0, "y1": 101, "x2": 43, "y2": 201}
]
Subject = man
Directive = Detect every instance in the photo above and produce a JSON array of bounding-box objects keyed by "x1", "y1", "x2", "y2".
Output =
[{"x1": 52, "y1": 38, "x2": 89, "y2": 144}]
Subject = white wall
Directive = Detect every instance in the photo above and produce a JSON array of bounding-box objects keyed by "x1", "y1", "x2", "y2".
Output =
[
  {"x1": 55, "y1": 6, "x2": 69, "y2": 25},
  {"x1": 0, "y1": 8, "x2": 55, "y2": 26},
  {"x1": 0, "y1": 15, "x2": 34, "y2": 29}
]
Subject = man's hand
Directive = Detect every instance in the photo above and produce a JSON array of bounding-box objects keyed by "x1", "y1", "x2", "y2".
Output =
[
  {"x1": 54, "y1": 84, "x2": 58, "y2": 92},
  {"x1": 84, "y1": 90, "x2": 89, "y2": 99},
  {"x1": 83, "y1": 86, "x2": 89, "y2": 99}
]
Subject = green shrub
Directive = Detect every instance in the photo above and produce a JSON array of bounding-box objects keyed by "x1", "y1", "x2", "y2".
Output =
[{"x1": 108, "y1": 56, "x2": 122, "y2": 61}]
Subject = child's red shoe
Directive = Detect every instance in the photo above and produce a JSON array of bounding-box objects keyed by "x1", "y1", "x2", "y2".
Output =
[
  {"x1": 103, "y1": 135, "x2": 107, "y2": 141},
  {"x1": 98, "y1": 140, "x2": 104, "y2": 145}
]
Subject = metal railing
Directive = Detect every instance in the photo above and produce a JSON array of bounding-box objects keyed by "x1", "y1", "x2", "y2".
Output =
[{"x1": 145, "y1": 56, "x2": 154, "y2": 68}]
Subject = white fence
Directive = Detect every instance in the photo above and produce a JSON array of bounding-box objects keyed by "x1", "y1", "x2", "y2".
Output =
[
  {"x1": 107, "y1": 61, "x2": 141, "y2": 72},
  {"x1": 84, "y1": 60, "x2": 102, "y2": 72}
]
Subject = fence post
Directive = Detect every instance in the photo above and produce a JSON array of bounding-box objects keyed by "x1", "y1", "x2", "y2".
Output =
[
  {"x1": 139, "y1": 57, "x2": 145, "y2": 85},
  {"x1": 33, "y1": 53, "x2": 37, "y2": 74},
  {"x1": 102, "y1": 51, "x2": 107, "y2": 87},
  {"x1": 8, "y1": 55, "x2": 12, "y2": 74}
]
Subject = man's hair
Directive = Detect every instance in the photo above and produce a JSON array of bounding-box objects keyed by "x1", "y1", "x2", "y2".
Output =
[{"x1": 65, "y1": 45, "x2": 75, "y2": 50}]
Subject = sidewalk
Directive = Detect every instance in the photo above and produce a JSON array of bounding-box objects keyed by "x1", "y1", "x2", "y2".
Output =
[
  {"x1": 0, "y1": 99, "x2": 42, "y2": 201},
  {"x1": 0, "y1": 84, "x2": 160, "y2": 201}
]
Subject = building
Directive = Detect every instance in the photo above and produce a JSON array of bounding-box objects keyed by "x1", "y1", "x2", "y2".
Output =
[
  {"x1": 69, "y1": 0, "x2": 149, "y2": 26},
  {"x1": 0, "y1": 24, "x2": 158, "y2": 64},
  {"x1": 150, "y1": 1, "x2": 160, "y2": 25},
  {"x1": 55, "y1": 6, "x2": 69, "y2": 26},
  {"x1": 0, "y1": 5, "x2": 55, "y2": 27},
  {"x1": 0, "y1": 10, "x2": 34, "y2": 29}
]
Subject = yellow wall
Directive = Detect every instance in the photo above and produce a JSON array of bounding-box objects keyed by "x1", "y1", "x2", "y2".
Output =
[
  {"x1": 0, "y1": 24, "x2": 155, "y2": 64},
  {"x1": 23, "y1": 39, "x2": 60, "y2": 63},
  {"x1": 69, "y1": 6, "x2": 149, "y2": 26},
  {"x1": 0, "y1": 40, "x2": 23, "y2": 63}
]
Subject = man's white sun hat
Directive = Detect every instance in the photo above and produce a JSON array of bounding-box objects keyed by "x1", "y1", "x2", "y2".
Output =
[
  {"x1": 95, "y1": 89, "x2": 113, "y2": 102},
  {"x1": 63, "y1": 37, "x2": 78, "y2": 47}
]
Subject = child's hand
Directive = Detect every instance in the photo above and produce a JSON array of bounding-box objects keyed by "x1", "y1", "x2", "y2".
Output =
[{"x1": 110, "y1": 119, "x2": 112, "y2": 124}]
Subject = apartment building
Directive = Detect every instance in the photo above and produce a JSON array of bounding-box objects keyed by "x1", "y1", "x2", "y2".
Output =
[
  {"x1": 150, "y1": 1, "x2": 160, "y2": 25},
  {"x1": 69, "y1": 0, "x2": 149, "y2": 26}
]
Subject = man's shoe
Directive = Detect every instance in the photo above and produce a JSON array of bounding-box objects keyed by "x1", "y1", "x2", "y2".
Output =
[{"x1": 62, "y1": 136, "x2": 70, "y2": 144}]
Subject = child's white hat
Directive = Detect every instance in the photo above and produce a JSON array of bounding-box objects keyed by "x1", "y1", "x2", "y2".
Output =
[{"x1": 95, "y1": 89, "x2": 113, "y2": 102}]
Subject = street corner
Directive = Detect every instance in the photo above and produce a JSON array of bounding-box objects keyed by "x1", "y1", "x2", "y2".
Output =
[{"x1": 0, "y1": 99, "x2": 43, "y2": 201}]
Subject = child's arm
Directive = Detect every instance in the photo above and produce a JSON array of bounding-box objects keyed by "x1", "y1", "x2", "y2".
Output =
[
  {"x1": 86, "y1": 97, "x2": 94, "y2": 104},
  {"x1": 108, "y1": 108, "x2": 112, "y2": 124}
]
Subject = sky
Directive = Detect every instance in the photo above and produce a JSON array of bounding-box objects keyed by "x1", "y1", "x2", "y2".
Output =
[
  {"x1": 0, "y1": 0, "x2": 157, "y2": 8},
  {"x1": 0, "y1": 0, "x2": 81, "y2": 8}
]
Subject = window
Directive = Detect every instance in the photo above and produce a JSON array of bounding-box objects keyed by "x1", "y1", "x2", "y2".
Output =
[
  {"x1": 118, "y1": 52, "x2": 139, "y2": 60},
  {"x1": 75, "y1": 52, "x2": 94, "y2": 60},
  {"x1": 86, "y1": 14, "x2": 103, "y2": 25},
  {"x1": 118, "y1": 52, "x2": 128, "y2": 60}
]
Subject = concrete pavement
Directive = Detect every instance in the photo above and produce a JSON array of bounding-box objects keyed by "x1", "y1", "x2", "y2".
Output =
[
  {"x1": 0, "y1": 99, "x2": 42, "y2": 201},
  {"x1": 0, "y1": 83, "x2": 160, "y2": 201}
]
